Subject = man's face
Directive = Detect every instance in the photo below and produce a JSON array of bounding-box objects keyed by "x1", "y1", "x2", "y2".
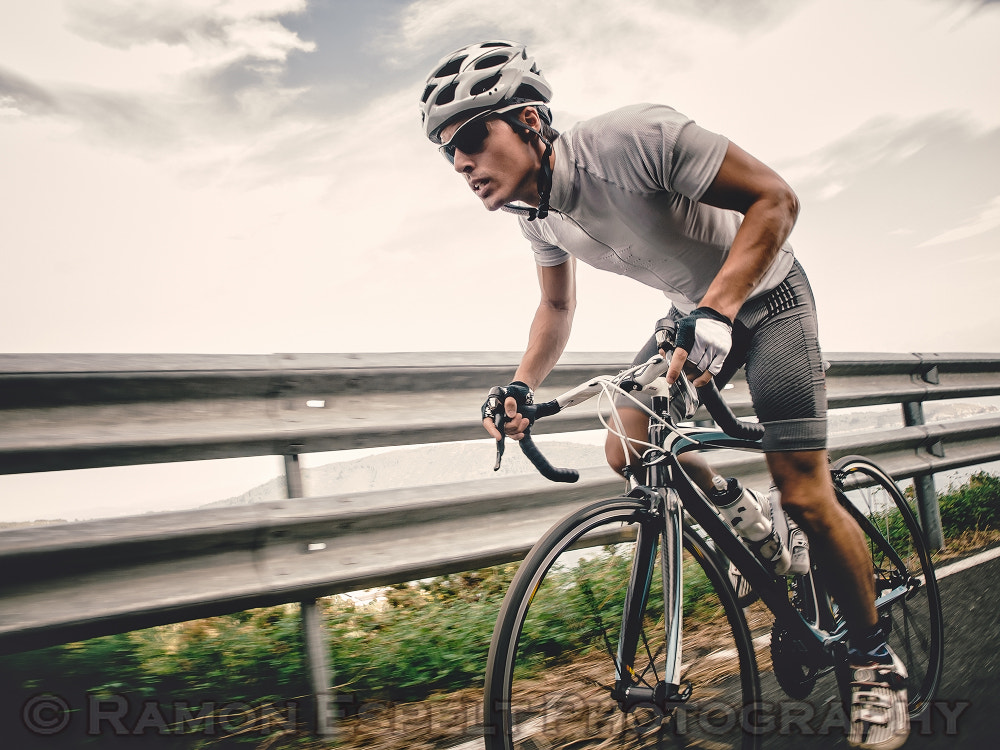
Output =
[{"x1": 439, "y1": 111, "x2": 540, "y2": 212}]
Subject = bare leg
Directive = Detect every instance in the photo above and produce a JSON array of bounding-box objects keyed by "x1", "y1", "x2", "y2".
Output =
[
  {"x1": 603, "y1": 407, "x2": 717, "y2": 492},
  {"x1": 767, "y1": 449, "x2": 879, "y2": 635}
]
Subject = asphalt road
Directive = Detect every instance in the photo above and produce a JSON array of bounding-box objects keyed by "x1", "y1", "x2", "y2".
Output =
[
  {"x1": 876, "y1": 545, "x2": 999, "y2": 749},
  {"x1": 760, "y1": 544, "x2": 1000, "y2": 749}
]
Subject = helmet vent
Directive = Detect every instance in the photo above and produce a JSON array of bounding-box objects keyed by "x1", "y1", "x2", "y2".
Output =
[
  {"x1": 434, "y1": 82, "x2": 457, "y2": 106},
  {"x1": 481, "y1": 41, "x2": 512, "y2": 48},
  {"x1": 470, "y1": 72, "x2": 503, "y2": 95},
  {"x1": 434, "y1": 57, "x2": 465, "y2": 79},
  {"x1": 513, "y1": 83, "x2": 545, "y2": 101},
  {"x1": 420, "y1": 84, "x2": 435, "y2": 104},
  {"x1": 474, "y1": 54, "x2": 510, "y2": 70}
]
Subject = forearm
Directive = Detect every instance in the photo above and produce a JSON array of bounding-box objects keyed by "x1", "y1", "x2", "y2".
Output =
[
  {"x1": 513, "y1": 301, "x2": 574, "y2": 390},
  {"x1": 700, "y1": 191, "x2": 799, "y2": 321}
]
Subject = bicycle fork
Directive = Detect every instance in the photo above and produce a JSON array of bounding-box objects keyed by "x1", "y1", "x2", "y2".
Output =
[{"x1": 611, "y1": 487, "x2": 690, "y2": 712}]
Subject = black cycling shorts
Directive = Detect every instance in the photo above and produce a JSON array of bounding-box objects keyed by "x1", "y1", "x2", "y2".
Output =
[{"x1": 623, "y1": 259, "x2": 828, "y2": 452}]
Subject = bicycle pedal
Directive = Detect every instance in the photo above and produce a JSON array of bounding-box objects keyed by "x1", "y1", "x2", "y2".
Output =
[{"x1": 667, "y1": 681, "x2": 693, "y2": 703}]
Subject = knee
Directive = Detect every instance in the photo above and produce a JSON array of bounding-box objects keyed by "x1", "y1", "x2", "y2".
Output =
[
  {"x1": 605, "y1": 435, "x2": 629, "y2": 477},
  {"x1": 604, "y1": 409, "x2": 649, "y2": 478},
  {"x1": 768, "y1": 450, "x2": 837, "y2": 526}
]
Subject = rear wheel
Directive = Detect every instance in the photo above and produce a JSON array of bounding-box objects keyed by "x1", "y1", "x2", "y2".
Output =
[
  {"x1": 831, "y1": 456, "x2": 944, "y2": 717},
  {"x1": 483, "y1": 495, "x2": 762, "y2": 749}
]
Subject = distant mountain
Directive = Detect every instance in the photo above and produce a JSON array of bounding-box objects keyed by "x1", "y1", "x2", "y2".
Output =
[
  {"x1": 828, "y1": 401, "x2": 998, "y2": 435},
  {"x1": 208, "y1": 401, "x2": 998, "y2": 508},
  {"x1": 206, "y1": 440, "x2": 611, "y2": 507},
  {"x1": 0, "y1": 519, "x2": 69, "y2": 530}
]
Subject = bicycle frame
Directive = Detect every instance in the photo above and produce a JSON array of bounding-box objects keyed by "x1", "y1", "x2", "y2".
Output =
[
  {"x1": 508, "y1": 354, "x2": 923, "y2": 715},
  {"x1": 612, "y1": 397, "x2": 846, "y2": 708}
]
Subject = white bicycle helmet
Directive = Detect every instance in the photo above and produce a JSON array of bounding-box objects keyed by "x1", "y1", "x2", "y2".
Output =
[{"x1": 420, "y1": 40, "x2": 553, "y2": 144}]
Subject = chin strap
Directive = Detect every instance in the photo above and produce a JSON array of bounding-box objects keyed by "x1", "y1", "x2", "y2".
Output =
[
  {"x1": 530, "y1": 137, "x2": 553, "y2": 220},
  {"x1": 500, "y1": 124, "x2": 553, "y2": 221}
]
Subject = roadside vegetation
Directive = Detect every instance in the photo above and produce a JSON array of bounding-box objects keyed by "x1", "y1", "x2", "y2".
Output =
[{"x1": 2, "y1": 471, "x2": 998, "y2": 748}]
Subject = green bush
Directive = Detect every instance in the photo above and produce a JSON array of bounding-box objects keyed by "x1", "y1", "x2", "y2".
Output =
[
  {"x1": 327, "y1": 576, "x2": 507, "y2": 702},
  {"x1": 0, "y1": 608, "x2": 310, "y2": 748},
  {"x1": 938, "y1": 471, "x2": 1000, "y2": 538}
]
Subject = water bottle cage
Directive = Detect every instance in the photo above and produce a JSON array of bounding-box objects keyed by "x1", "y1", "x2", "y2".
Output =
[{"x1": 744, "y1": 530, "x2": 786, "y2": 573}]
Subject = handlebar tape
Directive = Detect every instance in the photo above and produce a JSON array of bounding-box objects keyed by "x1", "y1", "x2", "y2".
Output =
[
  {"x1": 516, "y1": 400, "x2": 579, "y2": 483},
  {"x1": 519, "y1": 431, "x2": 580, "y2": 483},
  {"x1": 696, "y1": 381, "x2": 765, "y2": 441}
]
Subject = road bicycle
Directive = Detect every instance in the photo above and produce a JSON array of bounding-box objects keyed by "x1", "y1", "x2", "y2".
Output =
[{"x1": 482, "y1": 331, "x2": 943, "y2": 749}]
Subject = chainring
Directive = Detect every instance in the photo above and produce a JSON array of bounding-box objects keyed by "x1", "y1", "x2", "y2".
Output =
[{"x1": 770, "y1": 624, "x2": 819, "y2": 699}]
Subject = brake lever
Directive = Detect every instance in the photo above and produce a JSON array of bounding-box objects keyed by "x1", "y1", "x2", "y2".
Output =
[
  {"x1": 493, "y1": 401, "x2": 541, "y2": 471},
  {"x1": 493, "y1": 412, "x2": 506, "y2": 471}
]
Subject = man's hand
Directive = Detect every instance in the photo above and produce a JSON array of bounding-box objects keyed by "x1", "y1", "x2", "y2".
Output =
[
  {"x1": 482, "y1": 382, "x2": 534, "y2": 441},
  {"x1": 666, "y1": 307, "x2": 732, "y2": 387}
]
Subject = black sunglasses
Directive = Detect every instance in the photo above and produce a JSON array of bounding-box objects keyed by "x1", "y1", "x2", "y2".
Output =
[
  {"x1": 440, "y1": 111, "x2": 526, "y2": 164},
  {"x1": 439, "y1": 112, "x2": 495, "y2": 164}
]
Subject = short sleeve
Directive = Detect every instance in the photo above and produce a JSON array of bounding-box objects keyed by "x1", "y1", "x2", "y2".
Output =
[
  {"x1": 670, "y1": 120, "x2": 729, "y2": 200},
  {"x1": 519, "y1": 216, "x2": 571, "y2": 267},
  {"x1": 571, "y1": 105, "x2": 729, "y2": 202}
]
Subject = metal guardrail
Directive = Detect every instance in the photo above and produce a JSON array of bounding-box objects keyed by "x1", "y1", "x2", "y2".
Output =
[
  {"x1": 2, "y1": 352, "x2": 999, "y2": 731},
  {"x1": 3, "y1": 351, "x2": 999, "y2": 474}
]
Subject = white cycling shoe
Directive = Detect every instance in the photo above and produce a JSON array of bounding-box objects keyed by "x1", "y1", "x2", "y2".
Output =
[{"x1": 848, "y1": 645, "x2": 910, "y2": 750}]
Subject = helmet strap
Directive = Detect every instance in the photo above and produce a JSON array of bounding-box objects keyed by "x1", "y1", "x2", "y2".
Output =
[
  {"x1": 496, "y1": 111, "x2": 553, "y2": 221},
  {"x1": 500, "y1": 116, "x2": 552, "y2": 221},
  {"x1": 532, "y1": 137, "x2": 553, "y2": 221}
]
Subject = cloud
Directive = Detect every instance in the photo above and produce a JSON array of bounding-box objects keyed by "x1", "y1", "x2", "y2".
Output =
[
  {"x1": 67, "y1": 0, "x2": 317, "y2": 110},
  {"x1": 782, "y1": 115, "x2": 1000, "y2": 351},
  {"x1": 65, "y1": 0, "x2": 311, "y2": 56},
  {"x1": 388, "y1": 0, "x2": 801, "y2": 93},
  {"x1": 784, "y1": 114, "x2": 1000, "y2": 242},
  {"x1": 1, "y1": 0, "x2": 316, "y2": 151},
  {"x1": 0, "y1": 66, "x2": 58, "y2": 116},
  {"x1": 919, "y1": 195, "x2": 1000, "y2": 247},
  {"x1": 391, "y1": 0, "x2": 797, "y2": 58},
  {"x1": 778, "y1": 116, "x2": 948, "y2": 199}
]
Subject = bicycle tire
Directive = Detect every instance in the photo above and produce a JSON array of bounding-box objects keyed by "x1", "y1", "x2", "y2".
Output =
[
  {"x1": 483, "y1": 495, "x2": 762, "y2": 750},
  {"x1": 831, "y1": 455, "x2": 945, "y2": 718}
]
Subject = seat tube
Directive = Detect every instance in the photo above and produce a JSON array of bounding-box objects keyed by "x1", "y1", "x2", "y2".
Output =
[{"x1": 660, "y1": 487, "x2": 684, "y2": 687}]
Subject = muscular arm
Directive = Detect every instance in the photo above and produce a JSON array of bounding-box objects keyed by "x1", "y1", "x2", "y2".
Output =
[
  {"x1": 697, "y1": 141, "x2": 800, "y2": 321},
  {"x1": 667, "y1": 141, "x2": 799, "y2": 386},
  {"x1": 514, "y1": 258, "x2": 577, "y2": 389},
  {"x1": 484, "y1": 258, "x2": 577, "y2": 440}
]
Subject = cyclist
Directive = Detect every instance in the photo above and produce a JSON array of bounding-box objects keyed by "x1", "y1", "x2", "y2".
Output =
[{"x1": 420, "y1": 41, "x2": 909, "y2": 749}]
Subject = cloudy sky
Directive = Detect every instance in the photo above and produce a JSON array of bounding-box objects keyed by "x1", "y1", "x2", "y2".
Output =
[
  {"x1": 2, "y1": 0, "x2": 999, "y2": 358},
  {"x1": 1, "y1": 1, "x2": 998, "y2": 521}
]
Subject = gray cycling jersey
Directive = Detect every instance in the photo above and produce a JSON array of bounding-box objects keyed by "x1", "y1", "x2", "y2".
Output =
[{"x1": 520, "y1": 103, "x2": 795, "y2": 314}]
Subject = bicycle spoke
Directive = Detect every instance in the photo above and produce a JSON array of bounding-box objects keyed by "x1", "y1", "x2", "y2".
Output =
[
  {"x1": 638, "y1": 627, "x2": 663, "y2": 686},
  {"x1": 582, "y1": 577, "x2": 619, "y2": 668},
  {"x1": 485, "y1": 497, "x2": 761, "y2": 750}
]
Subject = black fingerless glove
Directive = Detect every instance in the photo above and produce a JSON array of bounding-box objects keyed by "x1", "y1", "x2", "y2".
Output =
[{"x1": 481, "y1": 381, "x2": 535, "y2": 422}]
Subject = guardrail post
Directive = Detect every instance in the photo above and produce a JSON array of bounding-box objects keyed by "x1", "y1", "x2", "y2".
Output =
[
  {"x1": 902, "y1": 403, "x2": 946, "y2": 550},
  {"x1": 301, "y1": 599, "x2": 335, "y2": 737},
  {"x1": 284, "y1": 453, "x2": 336, "y2": 737}
]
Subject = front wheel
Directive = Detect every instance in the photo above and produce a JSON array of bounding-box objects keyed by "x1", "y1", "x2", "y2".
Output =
[
  {"x1": 483, "y1": 495, "x2": 762, "y2": 750},
  {"x1": 832, "y1": 456, "x2": 945, "y2": 718}
]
